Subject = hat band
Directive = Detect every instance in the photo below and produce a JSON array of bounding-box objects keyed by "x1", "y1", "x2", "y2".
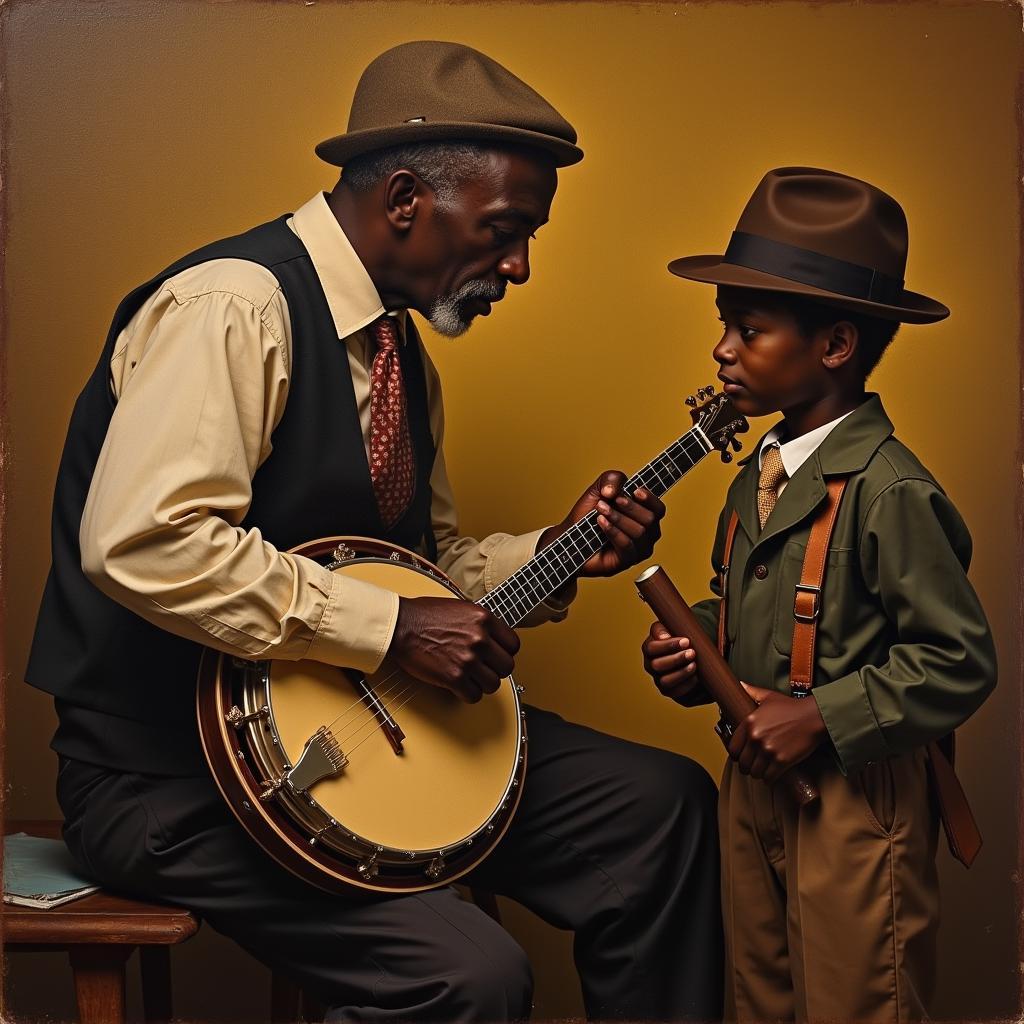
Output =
[{"x1": 722, "y1": 231, "x2": 905, "y2": 306}]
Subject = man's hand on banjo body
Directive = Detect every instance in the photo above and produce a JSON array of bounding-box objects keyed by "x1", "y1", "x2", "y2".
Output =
[{"x1": 390, "y1": 598, "x2": 520, "y2": 703}]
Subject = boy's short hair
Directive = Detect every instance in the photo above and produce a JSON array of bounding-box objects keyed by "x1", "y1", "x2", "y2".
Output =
[{"x1": 777, "y1": 293, "x2": 901, "y2": 379}]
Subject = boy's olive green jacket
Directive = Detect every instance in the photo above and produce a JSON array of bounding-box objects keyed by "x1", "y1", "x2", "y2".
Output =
[{"x1": 690, "y1": 394, "x2": 996, "y2": 775}]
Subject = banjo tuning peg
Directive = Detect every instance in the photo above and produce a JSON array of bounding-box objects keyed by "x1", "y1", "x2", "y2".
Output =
[
  {"x1": 684, "y1": 395, "x2": 697, "y2": 407},
  {"x1": 720, "y1": 450, "x2": 733, "y2": 463}
]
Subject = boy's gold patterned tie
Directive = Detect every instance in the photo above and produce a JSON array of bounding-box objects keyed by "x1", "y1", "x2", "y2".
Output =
[
  {"x1": 757, "y1": 445, "x2": 787, "y2": 529},
  {"x1": 369, "y1": 315, "x2": 416, "y2": 528}
]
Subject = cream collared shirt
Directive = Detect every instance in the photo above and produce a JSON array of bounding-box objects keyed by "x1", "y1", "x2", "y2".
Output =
[
  {"x1": 80, "y1": 193, "x2": 566, "y2": 676},
  {"x1": 756, "y1": 409, "x2": 856, "y2": 497}
]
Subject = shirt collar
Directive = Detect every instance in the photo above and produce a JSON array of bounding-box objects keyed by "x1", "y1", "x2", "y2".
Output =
[
  {"x1": 758, "y1": 408, "x2": 857, "y2": 478},
  {"x1": 289, "y1": 192, "x2": 385, "y2": 340}
]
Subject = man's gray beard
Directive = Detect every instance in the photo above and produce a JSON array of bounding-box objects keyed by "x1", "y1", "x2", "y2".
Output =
[{"x1": 427, "y1": 278, "x2": 507, "y2": 337}]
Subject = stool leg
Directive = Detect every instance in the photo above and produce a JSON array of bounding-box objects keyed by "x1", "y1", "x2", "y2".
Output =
[
  {"x1": 140, "y1": 946, "x2": 173, "y2": 1023},
  {"x1": 69, "y1": 945, "x2": 132, "y2": 1024}
]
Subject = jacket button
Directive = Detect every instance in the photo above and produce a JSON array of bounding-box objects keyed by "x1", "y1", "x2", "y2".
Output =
[{"x1": 753, "y1": 564, "x2": 769, "y2": 580}]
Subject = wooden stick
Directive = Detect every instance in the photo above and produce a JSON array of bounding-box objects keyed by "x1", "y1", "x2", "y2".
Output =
[{"x1": 636, "y1": 565, "x2": 818, "y2": 806}]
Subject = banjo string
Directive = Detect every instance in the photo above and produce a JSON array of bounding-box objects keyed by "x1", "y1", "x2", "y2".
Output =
[
  {"x1": 323, "y1": 667, "x2": 402, "y2": 733},
  {"x1": 335, "y1": 682, "x2": 417, "y2": 757},
  {"x1": 331, "y1": 672, "x2": 416, "y2": 749},
  {"x1": 342, "y1": 678, "x2": 434, "y2": 761}
]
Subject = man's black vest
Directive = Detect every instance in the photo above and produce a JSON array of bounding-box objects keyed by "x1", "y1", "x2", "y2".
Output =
[{"x1": 26, "y1": 216, "x2": 436, "y2": 774}]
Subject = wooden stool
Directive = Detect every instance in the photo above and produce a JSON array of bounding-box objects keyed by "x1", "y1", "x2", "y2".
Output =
[{"x1": 4, "y1": 820, "x2": 200, "y2": 1024}]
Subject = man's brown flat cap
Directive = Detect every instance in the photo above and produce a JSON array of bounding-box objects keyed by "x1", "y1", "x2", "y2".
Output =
[{"x1": 316, "y1": 40, "x2": 582, "y2": 168}]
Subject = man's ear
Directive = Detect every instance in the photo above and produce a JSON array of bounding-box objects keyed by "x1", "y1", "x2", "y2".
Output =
[
  {"x1": 384, "y1": 170, "x2": 426, "y2": 234},
  {"x1": 822, "y1": 320, "x2": 859, "y2": 370}
]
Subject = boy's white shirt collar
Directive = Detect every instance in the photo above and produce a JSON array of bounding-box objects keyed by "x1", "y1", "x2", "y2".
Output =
[{"x1": 757, "y1": 410, "x2": 856, "y2": 494}]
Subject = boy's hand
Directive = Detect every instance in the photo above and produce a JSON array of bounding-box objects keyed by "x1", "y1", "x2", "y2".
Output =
[
  {"x1": 642, "y1": 621, "x2": 701, "y2": 702},
  {"x1": 727, "y1": 682, "x2": 827, "y2": 782}
]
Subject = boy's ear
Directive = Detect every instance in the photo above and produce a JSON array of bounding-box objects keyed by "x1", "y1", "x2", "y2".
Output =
[{"x1": 822, "y1": 320, "x2": 859, "y2": 370}]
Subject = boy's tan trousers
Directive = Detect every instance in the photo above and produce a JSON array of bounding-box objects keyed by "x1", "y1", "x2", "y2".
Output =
[{"x1": 720, "y1": 748, "x2": 940, "y2": 1022}]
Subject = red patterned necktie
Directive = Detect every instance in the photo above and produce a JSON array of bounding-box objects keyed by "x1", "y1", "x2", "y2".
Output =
[{"x1": 369, "y1": 315, "x2": 416, "y2": 528}]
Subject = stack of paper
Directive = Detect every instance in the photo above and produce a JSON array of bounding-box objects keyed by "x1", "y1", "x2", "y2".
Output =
[{"x1": 3, "y1": 833, "x2": 100, "y2": 909}]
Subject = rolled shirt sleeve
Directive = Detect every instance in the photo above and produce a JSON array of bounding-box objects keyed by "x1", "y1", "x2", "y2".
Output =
[{"x1": 813, "y1": 478, "x2": 997, "y2": 774}]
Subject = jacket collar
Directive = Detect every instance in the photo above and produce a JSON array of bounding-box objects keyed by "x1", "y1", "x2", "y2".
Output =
[{"x1": 734, "y1": 394, "x2": 894, "y2": 546}]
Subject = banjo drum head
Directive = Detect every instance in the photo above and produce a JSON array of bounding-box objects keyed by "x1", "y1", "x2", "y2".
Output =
[{"x1": 267, "y1": 557, "x2": 524, "y2": 855}]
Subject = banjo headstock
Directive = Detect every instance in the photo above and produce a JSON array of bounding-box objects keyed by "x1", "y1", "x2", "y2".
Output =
[{"x1": 685, "y1": 386, "x2": 749, "y2": 463}]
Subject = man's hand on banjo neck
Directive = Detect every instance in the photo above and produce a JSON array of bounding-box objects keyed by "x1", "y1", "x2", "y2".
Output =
[
  {"x1": 538, "y1": 469, "x2": 666, "y2": 578},
  {"x1": 390, "y1": 470, "x2": 666, "y2": 702}
]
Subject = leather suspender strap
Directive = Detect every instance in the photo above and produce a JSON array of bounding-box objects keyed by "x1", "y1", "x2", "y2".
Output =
[
  {"x1": 926, "y1": 737, "x2": 983, "y2": 867},
  {"x1": 789, "y1": 477, "x2": 982, "y2": 867},
  {"x1": 789, "y1": 478, "x2": 848, "y2": 696},
  {"x1": 717, "y1": 511, "x2": 741, "y2": 657}
]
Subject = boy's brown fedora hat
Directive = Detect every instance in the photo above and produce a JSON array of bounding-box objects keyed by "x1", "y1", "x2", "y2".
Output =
[
  {"x1": 668, "y1": 167, "x2": 949, "y2": 323},
  {"x1": 315, "y1": 40, "x2": 583, "y2": 168}
]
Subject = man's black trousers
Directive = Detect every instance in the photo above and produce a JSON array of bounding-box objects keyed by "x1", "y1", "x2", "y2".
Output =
[{"x1": 58, "y1": 705, "x2": 724, "y2": 1021}]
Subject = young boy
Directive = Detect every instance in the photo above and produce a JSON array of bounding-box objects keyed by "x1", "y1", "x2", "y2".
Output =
[{"x1": 643, "y1": 167, "x2": 996, "y2": 1022}]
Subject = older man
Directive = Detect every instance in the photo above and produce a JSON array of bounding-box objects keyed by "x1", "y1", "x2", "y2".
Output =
[{"x1": 27, "y1": 41, "x2": 722, "y2": 1021}]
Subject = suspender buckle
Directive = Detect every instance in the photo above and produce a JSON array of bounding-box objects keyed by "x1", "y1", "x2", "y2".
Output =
[{"x1": 793, "y1": 583, "x2": 821, "y2": 623}]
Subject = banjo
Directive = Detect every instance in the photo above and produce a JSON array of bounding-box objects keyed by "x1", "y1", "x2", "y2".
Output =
[{"x1": 197, "y1": 387, "x2": 747, "y2": 895}]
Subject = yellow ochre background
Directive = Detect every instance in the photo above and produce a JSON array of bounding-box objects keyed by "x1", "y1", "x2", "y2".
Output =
[{"x1": 2, "y1": 1, "x2": 1019, "y2": 1020}]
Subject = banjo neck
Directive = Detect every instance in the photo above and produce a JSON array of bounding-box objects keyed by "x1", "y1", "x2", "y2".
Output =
[{"x1": 478, "y1": 423, "x2": 718, "y2": 629}]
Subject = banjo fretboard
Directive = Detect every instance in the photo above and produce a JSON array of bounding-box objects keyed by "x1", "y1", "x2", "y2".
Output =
[{"x1": 478, "y1": 426, "x2": 715, "y2": 628}]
